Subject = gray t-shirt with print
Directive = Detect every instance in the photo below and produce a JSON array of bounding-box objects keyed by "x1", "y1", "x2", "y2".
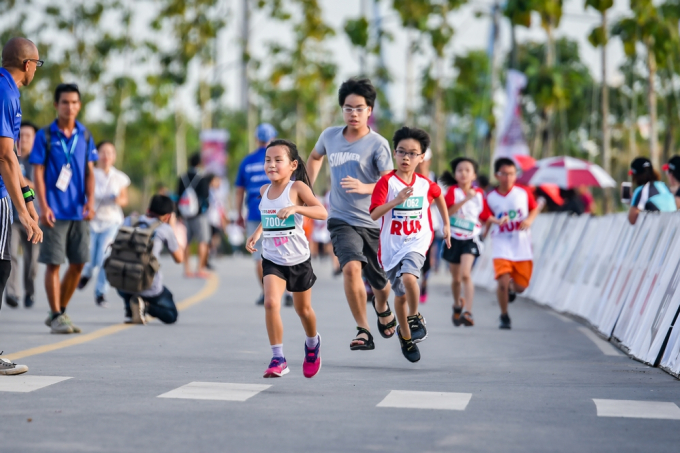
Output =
[
  {"x1": 314, "y1": 126, "x2": 393, "y2": 229},
  {"x1": 123, "y1": 215, "x2": 179, "y2": 298}
]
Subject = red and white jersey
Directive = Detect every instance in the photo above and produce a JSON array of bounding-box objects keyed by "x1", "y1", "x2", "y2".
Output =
[
  {"x1": 444, "y1": 186, "x2": 492, "y2": 240},
  {"x1": 486, "y1": 185, "x2": 538, "y2": 261},
  {"x1": 370, "y1": 171, "x2": 442, "y2": 271}
]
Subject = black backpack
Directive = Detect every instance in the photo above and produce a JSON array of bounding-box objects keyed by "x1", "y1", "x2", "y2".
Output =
[{"x1": 104, "y1": 217, "x2": 162, "y2": 294}]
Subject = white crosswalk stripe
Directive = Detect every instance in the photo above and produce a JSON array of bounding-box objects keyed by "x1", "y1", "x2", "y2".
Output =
[
  {"x1": 377, "y1": 390, "x2": 472, "y2": 411},
  {"x1": 157, "y1": 382, "x2": 271, "y2": 401},
  {"x1": 0, "y1": 376, "x2": 72, "y2": 393},
  {"x1": 593, "y1": 399, "x2": 680, "y2": 420}
]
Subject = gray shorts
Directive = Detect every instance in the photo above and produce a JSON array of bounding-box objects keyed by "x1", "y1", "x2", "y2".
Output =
[
  {"x1": 185, "y1": 214, "x2": 210, "y2": 244},
  {"x1": 247, "y1": 221, "x2": 263, "y2": 260},
  {"x1": 385, "y1": 252, "x2": 425, "y2": 297},
  {"x1": 39, "y1": 220, "x2": 90, "y2": 265},
  {"x1": 328, "y1": 218, "x2": 388, "y2": 291}
]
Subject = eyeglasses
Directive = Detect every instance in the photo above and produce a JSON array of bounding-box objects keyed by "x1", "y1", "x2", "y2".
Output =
[
  {"x1": 342, "y1": 107, "x2": 368, "y2": 114},
  {"x1": 496, "y1": 171, "x2": 516, "y2": 177},
  {"x1": 23, "y1": 59, "x2": 44, "y2": 67},
  {"x1": 395, "y1": 149, "x2": 423, "y2": 159}
]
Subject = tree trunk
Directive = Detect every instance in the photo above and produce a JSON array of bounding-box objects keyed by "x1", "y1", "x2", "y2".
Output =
[
  {"x1": 433, "y1": 59, "x2": 446, "y2": 174},
  {"x1": 200, "y1": 79, "x2": 212, "y2": 131},
  {"x1": 663, "y1": 90, "x2": 674, "y2": 163},
  {"x1": 542, "y1": 25, "x2": 555, "y2": 157},
  {"x1": 405, "y1": 30, "x2": 415, "y2": 124},
  {"x1": 647, "y1": 43, "x2": 659, "y2": 168},
  {"x1": 601, "y1": 11, "x2": 612, "y2": 213},
  {"x1": 114, "y1": 83, "x2": 128, "y2": 165},
  {"x1": 296, "y1": 98, "x2": 306, "y2": 153},
  {"x1": 174, "y1": 90, "x2": 187, "y2": 176},
  {"x1": 510, "y1": 24, "x2": 518, "y2": 70}
]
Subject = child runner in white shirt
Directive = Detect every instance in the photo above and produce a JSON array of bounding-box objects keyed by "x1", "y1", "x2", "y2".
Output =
[
  {"x1": 440, "y1": 158, "x2": 492, "y2": 327},
  {"x1": 485, "y1": 158, "x2": 540, "y2": 330},
  {"x1": 369, "y1": 127, "x2": 451, "y2": 362},
  {"x1": 246, "y1": 140, "x2": 328, "y2": 378}
]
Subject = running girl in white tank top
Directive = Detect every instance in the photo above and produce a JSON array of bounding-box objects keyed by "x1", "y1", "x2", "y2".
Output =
[{"x1": 246, "y1": 139, "x2": 328, "y2": 379}]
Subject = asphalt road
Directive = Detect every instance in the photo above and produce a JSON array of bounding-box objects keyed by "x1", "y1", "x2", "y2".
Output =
[{"x1": 1, "y1": 254, "x2": 679, "y2": 453}]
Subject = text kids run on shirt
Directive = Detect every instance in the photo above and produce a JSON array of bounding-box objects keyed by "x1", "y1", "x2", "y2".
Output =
[
  {"x1": 246, "y1": 139, "x2": 328, "y2": 379},
  {"x1": 440, "y1": 157, "x2": 492, "y2": 328},
  {"x1": 369, "y1": 127, "x2": 451, "y2": 362}
]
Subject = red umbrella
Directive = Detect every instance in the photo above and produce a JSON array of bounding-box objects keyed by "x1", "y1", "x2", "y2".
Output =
[
  {"x1": 512, "y1": 154, "x2": 536, "y2": 172},
  {"x1": 517, "y1": 156, "x2": 616, "y2": 189}
]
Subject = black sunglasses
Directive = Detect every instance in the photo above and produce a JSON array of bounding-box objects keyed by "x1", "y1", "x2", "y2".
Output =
[{"x1": 23, "y1": 59, "x2": 44, "y2": 67}]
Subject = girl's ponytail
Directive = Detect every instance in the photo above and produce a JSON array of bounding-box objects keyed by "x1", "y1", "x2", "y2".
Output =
[{"x1": 266, "y1": 139, "x2": 315, "y2": 194}]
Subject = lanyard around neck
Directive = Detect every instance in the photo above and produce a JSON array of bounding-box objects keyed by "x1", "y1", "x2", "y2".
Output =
[{"x1": 59, "y1": 131, "x2": 79, "y2": 168}]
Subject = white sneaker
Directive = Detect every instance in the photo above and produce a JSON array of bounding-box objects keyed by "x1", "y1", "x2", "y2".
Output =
[
  {"x1": 130, "y1": 297, "x2": 147, "y2": 325},
  {"x1": 0, "y1": 355, "x2": 28, "y2": 375},
  {"x1": 50, "y1": 314, "x2": 74, "y2": 334},
  {"x1": 61, "y1": 314, "x2": 82, "y2": 333}
]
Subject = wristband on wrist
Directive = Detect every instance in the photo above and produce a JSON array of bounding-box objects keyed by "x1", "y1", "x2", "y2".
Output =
[{"x1": 22, "y1": 186, "x2": 35, "y2": 203}]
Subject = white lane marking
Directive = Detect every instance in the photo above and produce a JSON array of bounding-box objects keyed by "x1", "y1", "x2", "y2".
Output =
[
  {"x1": 377, "y1": 390, "x2": 472, "y2": 411},
  {"x1": 0, "y1": 376, "x2": 72, "y2": 393},
  {"x1": 547, "y1": 311, "x2": 573, "y2": 323},
  {"x1": 157, "y1": 382, "x2": 271, "y2": 401},
  {"x1": 577, "y1": 327, "x2": 622, "y2": 356},
  {"x1": 593, "y1": 399, "x2": 680, "y2": 420}
]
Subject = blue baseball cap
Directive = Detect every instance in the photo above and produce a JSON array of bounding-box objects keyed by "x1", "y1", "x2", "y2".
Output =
[{"x1": 256, "y1": 123, "x2": 277, "y2": 143}]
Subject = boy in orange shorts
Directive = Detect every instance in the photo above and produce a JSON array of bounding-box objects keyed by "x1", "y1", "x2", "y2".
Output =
[{"x1": 485, "y1": 158, "x2": 540, "y2": 329}]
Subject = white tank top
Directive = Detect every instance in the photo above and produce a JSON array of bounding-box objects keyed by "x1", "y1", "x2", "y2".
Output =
[{"x1": 259, "y1": 181, "x2": 310, "y2": 266}]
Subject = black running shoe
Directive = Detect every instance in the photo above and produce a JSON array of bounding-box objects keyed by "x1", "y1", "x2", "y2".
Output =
[
  {"x1": 452, "y1": 306, "x2": 463, "y2": 326},
  {"x1": 284, "y1": 294, "x2": 294, "y2": 307},
  {"x1": 508, "y1": 290, "x2": 517, "y2": 303},
  {"x1": 96, "y1": 294, "x2": 108, "y2": 308},
  {"x1": 499, "y1": 313, "x2": 511, "y2": 329},
  {"x1": 5, "y1": 294, "x2": 18, "y2": 308},
  {"x1": 407, "y1": 313, "x2": 428, "y2": 343},
  {"x1": 77, "y1": 276, "x2": 90, "y2": 290},
  {"x1": 255, "y1": 294, "x2": 265, "y2": 305},
  {"x1": 397, "y1": 326, "x2": 420, "y2": 363},
  {"x1": 24, "y1": 295, "x2": 34, "y2": 308}
]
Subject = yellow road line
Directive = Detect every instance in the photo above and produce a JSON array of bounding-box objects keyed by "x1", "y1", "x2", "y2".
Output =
[{"x1": 1, "y1": 273, "x2": 219, "y2": 362}]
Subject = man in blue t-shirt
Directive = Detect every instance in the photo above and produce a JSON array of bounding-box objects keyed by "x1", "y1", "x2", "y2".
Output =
[
  {"x1": 31, "y1": 83, "x2": 98, "y2": 335},
  {"x1": 235, "y1": 123, "x2": 276, "y2": 305},
  {"x1": 0, "y1": 37, "x2": 44, "y2": 376}
]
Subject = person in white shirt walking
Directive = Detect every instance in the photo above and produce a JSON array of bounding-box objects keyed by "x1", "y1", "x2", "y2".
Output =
[
  {"x1": 78, "y1": 141, "x2": 130, "y2": 307},
  {"x1": 485, "y1": 158, "x2": 540, "y2": 330},
  {"x1": 369, "y1": 127, "x2": 450, "y2": 362}
]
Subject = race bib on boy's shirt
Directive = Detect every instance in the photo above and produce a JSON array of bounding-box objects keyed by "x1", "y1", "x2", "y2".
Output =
[
  {"x1": 369, "y1": 171, "x2": 441, "y2": 272},
  {"x1": 261, "y1": 208, "x2": 296, "y2": 238},
  {"x1": 444, "y1": 186, "x2": 491, "y2": 240},
  {"x1": 485, "y1": 185, "x2": 538, "y2": 261}
]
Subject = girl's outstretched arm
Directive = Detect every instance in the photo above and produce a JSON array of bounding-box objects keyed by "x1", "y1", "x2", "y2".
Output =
[{"x1": 277, "y1": 181, "x2": 327, "y2": 221}]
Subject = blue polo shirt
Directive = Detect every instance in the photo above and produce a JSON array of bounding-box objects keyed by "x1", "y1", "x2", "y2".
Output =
[
  {"x1": 29, "y1": 120, "x2": 98, "y2": 220},
  {"x1": 0, "y1": 67, "x2": 22, "y2": 199},
  {"x1": 235, "y1": 147, "x2": 268, "y2": 222}
]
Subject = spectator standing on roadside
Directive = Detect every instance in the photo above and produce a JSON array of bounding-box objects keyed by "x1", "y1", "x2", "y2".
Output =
[
  {"x1": 77, "y1": 141, "x2": 129, "y2": 307},
  {"x1": 177, "y1": 152, "x2": 211, "y2": 278},
  {"x1": 627, "y1": 157, "x2": 676, "y2": 225},
  {"x1": 236, "y1": 123, "x2": 277, "y2": 305},
  {"x1": 6, "y1": 121, "x2": 40, "y2": 309},
  {"x1": 0, "y1": 37, "x2": 44, "y2": 376},
  {"x1": 31, "y1": 83, "x2": 97, "y2": 334},
  {"x1": 663, "y1": 155, "x2": 680, "y2": 210}
]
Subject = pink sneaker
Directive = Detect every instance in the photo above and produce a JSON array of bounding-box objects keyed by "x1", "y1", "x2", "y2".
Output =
[
  {"x1": 302, "y1": 335, "x2": 321, "y2": 379},
  {"x1": 419, "y1": 293, "x2": 428, "y2": 304},
  {"x1": 263, "y1": 357, "x2": 289, "y2": 378}
]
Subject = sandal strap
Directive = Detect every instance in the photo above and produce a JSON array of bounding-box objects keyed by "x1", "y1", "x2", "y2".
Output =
[
  {"x1": 372, "y1": 297, "x2": 393, "y2": 318},
  {"x1": 355, "y1": 326, "x2": 374, "y2": 341}
]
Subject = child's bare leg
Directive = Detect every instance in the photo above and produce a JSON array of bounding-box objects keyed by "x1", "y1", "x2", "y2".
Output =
[
  {"x1": 394, "y1": 294, "x2": 410, "y2": 338},
  {"x1": 450, "y1": 263, "x2": 462, "y2": 307},
  {"x1": 264, "y1": 275, "x2": 287, "y2": 345},
  {"x1": 402, "y1": 273, "x2": 420, "y2": 317},
  {"x1": 292, "y1": 289, "x2": 317, "y2": 338}
]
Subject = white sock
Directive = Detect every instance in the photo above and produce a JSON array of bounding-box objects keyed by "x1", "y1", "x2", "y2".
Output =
[
  {"x1": 271, "y1": 344, "x2": 284, "y2": 358},
  {"x1": 305, "y1": 334, "x2": 319, "y2": 349}
]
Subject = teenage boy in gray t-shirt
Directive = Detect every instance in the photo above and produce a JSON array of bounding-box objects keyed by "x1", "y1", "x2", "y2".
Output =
[{"x1": 307, "y1": 78, "x2": 396, "y2": 351}]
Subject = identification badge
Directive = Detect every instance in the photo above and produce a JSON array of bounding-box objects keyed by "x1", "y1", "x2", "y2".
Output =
[
  {"x1": 393, "y1": 196, "x2": 424, "y2": 219},
  {"x1": 450, "y1": 216, "x2": 476, "y2": 232},
  {"x1": 261, "y1": 211, "x2": 296, "y2": 238},
  {"x1": 56, "y1": 165, "x2": 72, "y2": 192}
]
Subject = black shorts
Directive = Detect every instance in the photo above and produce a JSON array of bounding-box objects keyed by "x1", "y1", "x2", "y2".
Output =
[
  {"x1": 262, "y1": 257, "x2": 317, "y2": 293},
  {"x1": 442, "y1": 238, "x2": 480, "y2": 264},
  {"x1": 327, "y1": 218, "x2": 388, "y2": 291}
]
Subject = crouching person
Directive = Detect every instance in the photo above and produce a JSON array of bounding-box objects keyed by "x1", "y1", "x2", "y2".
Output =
[{"x1": 106, "y1": 195, "x2": 184, "y2": 324}]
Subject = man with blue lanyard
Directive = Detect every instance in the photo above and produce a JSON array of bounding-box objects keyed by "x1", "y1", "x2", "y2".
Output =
[
  {"x1": 236, "y1": 123, "x2": 287, "y2": 306},
  {"x1": 31, "y1": 83, "x2": 98, "y2": 335},
  {"x1": 0, "y1": 37, "x2": 44, "y2": 376}
]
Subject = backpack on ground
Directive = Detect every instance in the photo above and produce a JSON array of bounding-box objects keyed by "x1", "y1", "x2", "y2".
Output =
[
  {"x1": 178, "y1": 173, "x2": 200, "y2": 218},
  {"x1": 104, "y1": 218, "x2": 162, "y2": 294}
]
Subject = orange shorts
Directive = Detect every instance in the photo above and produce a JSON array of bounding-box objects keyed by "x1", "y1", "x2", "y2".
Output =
[{"x1": 493, "y1": 259, "x2": 533, "y2": 289}]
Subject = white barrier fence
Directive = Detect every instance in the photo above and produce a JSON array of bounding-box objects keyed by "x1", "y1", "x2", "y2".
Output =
[{"x1": 472, "y1": 212, "x2": 680, "y2": 379}]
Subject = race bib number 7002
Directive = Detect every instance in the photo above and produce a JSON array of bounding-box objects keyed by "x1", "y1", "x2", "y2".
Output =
[{"x1": 261, "y1": 212, "x2": 295, "y2": 238}]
